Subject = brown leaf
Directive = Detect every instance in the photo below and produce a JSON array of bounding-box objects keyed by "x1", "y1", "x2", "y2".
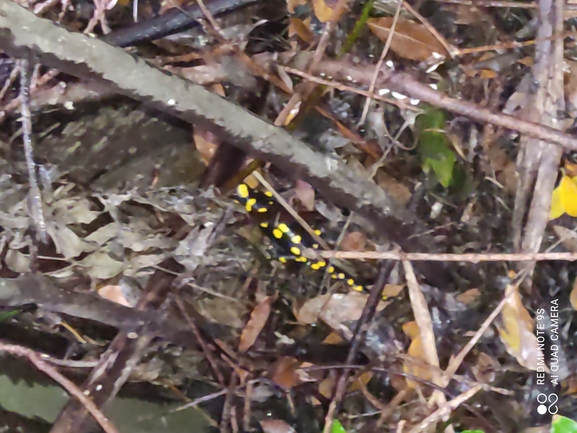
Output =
[
  {"x1": 98, "y1": 285, "x2": 132, "y2": 308},
  {"x1": 260, "y1": 420, "x2": 296, "y2": 433},
  {"x1": 193, "y1": 129, "x2": 218, "y2": 166},
  {"x1": 497, "y1": 286, "x2": 546, "y2": 371},
  {"x1": 271, "y1": 357, "x2": 301, "y2": 390},
  {"x1": 367, "y1": 17, "x2": 448, "y2": 62},
  {"x1": 323, "y1": 331, "x2": 346, "y2": 344},
  {"x1": 456, "y1": 288, "x2": 481, "y2": 305},
  {"x1": 238, "y1": 295, "x2": 275, "y2": 352},
  {"x1": 375, "y1": 171, "x2": 412, "y2": 206},
  {"x1": 340, "y1": 231, "x2": 367, "y2": 252},
  {"x1": 383, "y1": 284, "x2": 405, "y2": 298},
  {"x1": 294, "y1": 180, "x2": 316, "y2": 211}
]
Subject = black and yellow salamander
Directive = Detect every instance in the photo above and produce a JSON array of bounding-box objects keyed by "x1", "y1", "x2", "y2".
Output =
[{"x1": 233, "y1": 182, "x2": 366, "y2": 293}]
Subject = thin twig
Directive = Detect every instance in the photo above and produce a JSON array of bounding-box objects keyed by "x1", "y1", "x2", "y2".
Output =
[
  {"x1": 283, "y1": 66, "x2": 418, "y2": 111},
  {"x1": 0, "y1": 341, "x2": 118, "y2": 433},
  {"x1": 18, "y1": 58, "x2": 47, "y2": 243},
  {"x1": 308, "y1": 0, "x2": 349, "y2": 73},
  {"x1": 252, "y1": 171, "x2": 328, "y2": 249},
  {"x1": 322, "y1": 262, "x2": 394, "y2": 433},
  {"x1": 173, "y1": 295, "x2": 225, "y2": 386},
  {"x1": 172, "y1": 389, "x2": 228, "y2": 412},
  {"x1": 311, "y1": 60, "x2": 577, "y2": 150},
  {"x1": 443, "y1": 276, "x2": 527, "y2": 382},
  {"x1": 359, "y1": 0, "x2": 403, "y2": 124},
  {"x1": 456, "y1": 29, "x2": 577, "y2": 55},
  {"x1": 433, "y1": 0, "x2": 536, "y2": 7},
  {"x1": 402, "y1": 2, "x2": 455, "y2": 57},
  {"x1": 407, "y1": 385, "x2": 483, "y2": 433},
  {"x1": 403, "y1": 259, "x2": 451, "y2": 432},
  {"x1": 318, "y1": 250, "x2": 577, "y2": 262}
]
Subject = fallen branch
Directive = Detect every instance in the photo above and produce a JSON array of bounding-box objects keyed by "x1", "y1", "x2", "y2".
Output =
[
  {"x1": 0, "y1": 341, "x2": 118, "y2": 433},
  {"x1": 0, "y1": 0, "x2": 450, "y2": 286}
]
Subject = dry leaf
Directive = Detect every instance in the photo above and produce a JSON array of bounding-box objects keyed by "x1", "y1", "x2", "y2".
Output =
[
  {"x1": 98, "y1": 285, "x2": 132, "y2": 307},
  {"x1": 319, "y1": 373, "x2": 336, "y2": 398},
  {"x1": 270, "y1": 356, "x2": 313, "y2": 390},
  {"x1": 383, "y1": 284, "x2": 405, "y2": 298},
  {"x1": 289, "y1": 17, "x2": 314, "y2": 43},
  {"x1": 402, "y1": 321, "x2": 434, "y2": 388},
  {"x1": 297, "y1": 292, "x2": 388, "y2": 338},
  {"x1": 78, "y1": 252, "x2": 124, "y2": 279},
  {"x1": 471, "y1": 352, "x2": 499, "y2": 383},
  {"x1": 312, "y1": 0, "x2": 348, "y2": 22},
  {"x1": 194, "y1": 129, "x2": 218, "y2": 166},
  {"x1": 340, "y1": 231, "x2": 367, "y2": 252},
  {"x1": 260, "y1": 420, "x2": 296, "y2": 433},
  {"x1": 552, "y1": 225, "x2": 577, "y2": 253},
  {"x1": 5, "y1": 249, "x2": 31, "y2": 273},
  {"x1": 375, "y1": 171, "x2": 412, "y2": 206},
  {"x1": 239, "y1": 295, "x2": 275, "y2": 352},
  {"x1": 323, "y1": 331, "x2": 346, "y2": 344},
  {"x1": 47, "y1": 223, "x2": 88, "y2": 259},
  {"x1": 456, "y1": 288, "x2": 481, "y2": 305},
  {"x1": 367, "y1": 17, "x2": 448, "y2": 62},
  {"x1": 565, "y1": 60, "x2": 577, "y2": 118},
  {"x1": 294, "y1": 180, "x2": 316, "y2": 211},
  {"x1": 498, "y1": 286, "x2": 545, "y2": 371}
]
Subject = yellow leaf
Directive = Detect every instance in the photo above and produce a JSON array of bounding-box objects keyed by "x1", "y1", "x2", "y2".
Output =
[
  {"x1": 560, "y1": 175, "x2": 577, "y2": 217},
  {"x1": 550, "y1": 183, "x2": 565, "y2": 220},
  {"x1": 312, "y1": 0, "x2": 348, "y2": 23},
  {"x1": 570, "y1": 278, "x2": 577, "y2": 311},
  {"x1": 498, "y1": 286, "x2": 545, "y2": 371},
  {"x1": 402, "y1": 321, "x2": 433, "y2": 388}
]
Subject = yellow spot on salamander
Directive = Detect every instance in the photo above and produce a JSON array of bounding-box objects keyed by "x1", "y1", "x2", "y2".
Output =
[
  {"x1": 279, "y1": 257, "x2": 288, "y2": 263},
  {"x1": 337, "y1": 273, "x2": 345, "y2": 280},
  {"x1": 246, "y1": 198, "x2": 257, "y2": 212},
  {"x1": 290, "y1": 246, "x2": 301, "y2": 256},
  {"x1": 257, "y1": 207, "x2": 268, "y2": 213},
  {"x1": 347, "y1": 279, "x2": 355, "y2": 286},
  {"x1": 312, "y1": 243, "x2": 319, "y2": 249},
  {"x1": 310, "y1": 260, "x2": 326, "y2": 270},
  {"x1": 328, "y1": 266, "x2": 335, "y2": 274},
  {"x1": 291, "y1": 235, "x2": 302, "y2": 244},
  {"x1": 353, "y1": 285, "x2": 364, "y2": 292},
  {"x1": 260, "y1": 222, "x2": 269, "y2": 228},
  {"x1": 272, "y1": 229, "x2": 283, "y2": 239},
  {"x1": 264, "y1": 191, "x2": 273, "y2": 197},
  {"x1": 314, "y1": 229, "x2": 322, "y2": 236},
  {"x1": 278, "y1": 223, "x2": 290, "y2": 233},
  {"x1": 331, "y1": 274, "x2": 337, "y2": 279},
  {"x1": 295, "y1": 256, "x2": 307, "y2": 262},
  {"x1": 237, "y1": 184, "x2": 249, "y2": 198}
]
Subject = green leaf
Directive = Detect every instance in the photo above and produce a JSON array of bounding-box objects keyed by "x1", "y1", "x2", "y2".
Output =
[
  {"x1": 552, "y1": 415, "x2": 577, "y2": 433},
  {"x1": 0, "y1": 308, "x2": 23, "y2": 322},
  {"x1": 416, "y1": 105, "x2": 456, "y2": 188},
  {"x1": 330, "y1": 419, "x2": 347, "y2": 433},
  {"x1": 460, "y1": 430, "x2": 485, "y2": 433}
]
